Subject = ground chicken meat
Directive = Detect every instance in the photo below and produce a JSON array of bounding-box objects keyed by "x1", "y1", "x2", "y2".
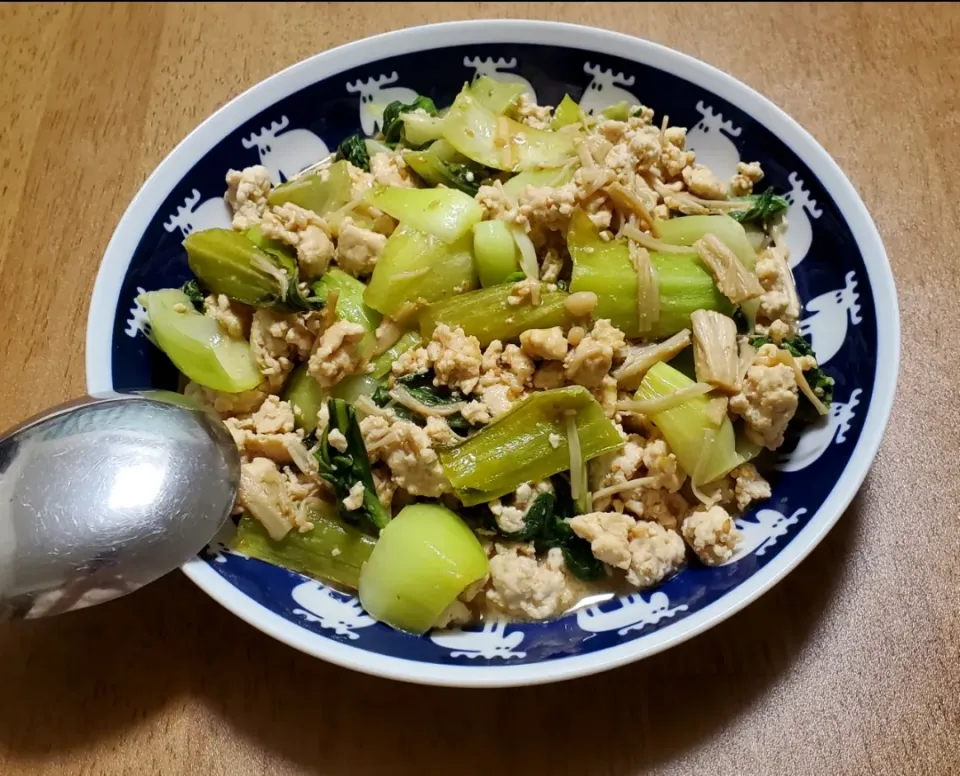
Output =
[
  {"x1": 730, "y1": 463, "x2": 772, "y2": 511},
  {"x1": 682, "y1": 163, "x2": 727, "y2": 200},
  {"x1": 460, "y1": 400, "x2": 491, "y2": 425},
  {"x1": 250, "y1": 309, "x2": 317, "y2": 389},
  {"x1": 225, "y1": 165, "x2": 272, "y2": 230},
  {"x1": 427, "y1": 324, "x2": 482, "y2": 394},
  {"x1": 203, "y1": 294, "x2": 251, "y2": 340},
  {"x1": 237, "y1": 457, "x2": 299, "y2": 540},
  {"x1": 424, "y1": 415, "x2": 460, "y2": 447},
  {"x1": 564, "y1": 319, "x2": 626, "y2": 388},
  {"x1": 512, "y1": 93, "x2": 553, "y2": 130},
  {"x1": 682, "y1": 505, "x2": 741, "y2": 565},
  {"x1": 570, "y1": 513, "x2": 686, "y2": 589},
  {"x1": 261, "y1": 202, "x2": 334, "y2": 279},
  {"x1": 756, "y1": 248, "x2": 801, "y2": 327},
  {"x1": 508, "y1": 278, "x2": 543, "y2": 306},
  {"x1": 485, "y1": 543, "x2": 581, "y2": 620},
  {"x1": 335, "y1": 217, "x2": 387, "y2": 277},
  {"x1": 489, "y1": 481, "x2": 553, "y2": 535},
  {"x1": 593, "y1": 375, "x2": 619, "y2": 418},
  {"x1": 307, "y1": 321, "x2": 367, "y2": 388},
  {"x1": 359, "y1": 415, "x2": 449, "y2": 497},
  {"x1": 642, "y1": 438, "x2": 686, "y2": 492},
  {"x1": 184, "y1": 381, "x2": 269, "y2": 417},
  {"x1": 729, "y1": 160, "x2": 764, "y2": 197},
  {"x1": 533, "y1": 361, "x2": 566, "y2": 389},
  {"x1": 520, "y1": 327, "x2": 568, "y2": 360},
  {"x1": 370, "y1": 152, "x2": 416, "y2": 188},
  {"x1": 342, "y1": 481, "x2": 366, "y2": 512},
  {"x1": 729, "y1": 344, "x2": 799, "y2": 450},
  {"x1": 224, "y1": 396, "x2": 303, "y2": 464}
]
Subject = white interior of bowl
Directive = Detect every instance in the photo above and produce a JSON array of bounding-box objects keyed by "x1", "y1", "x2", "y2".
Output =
[{"x1": 85, "y1": 20, "x2": 900, "y2": 687}]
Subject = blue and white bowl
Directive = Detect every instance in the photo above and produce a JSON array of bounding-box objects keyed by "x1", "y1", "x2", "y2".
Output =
[{"x1": 85, "y1": 20, "x2": 899, "y2": 687}]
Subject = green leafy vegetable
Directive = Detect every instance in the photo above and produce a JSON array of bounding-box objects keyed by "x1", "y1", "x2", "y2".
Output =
[
  {"x1": 551, "y1": 94, "x2": 581, "y2": 129},
  {"x1": 181, "y1": 279, "x2": 204, "y2": 310},
  {"x1": 382, "y1": 96, "x2": 438, "y2": 146},
  {"x1": 315, "y1": 399, "x2": 390, "y2": 532},
  {"x1": 729, "y1": 189, "x2": 790, "y2": 224},
  {"x1": 403, "y1": 142, "x2": 488, "y2": 196},
  {"x1": 282, "y1": 363, "x2": 328, "y2": 433},
  {"x1": 469, "y1": 76, "x2": 525, "y2": 114},
  {"x1": 363, "y1": 186, "x2": 483, "y2": 243},
  {"x1": 496, "y1": 491, "x2": 555, "y2": 542},
  {"x1": 335, "y1": 133, "x2": 370, "y2": 171},
  {"x1": 231, "y1": 503, "x2": 376, "y2": 590},
  {"x1": 600, "y1": 101, "x2": 629, "y2": 120},
  {"x1": 377, "y1": 372, "x2": 473, "y2": 432}
]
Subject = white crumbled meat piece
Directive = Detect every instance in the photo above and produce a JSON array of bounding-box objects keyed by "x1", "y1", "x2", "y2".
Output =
[
  {"x1": 261, "y1": 202, "x2": 334, "y2": 279},
  {"x1": 729, "y1": 344, "x2": 799, "y2": 450},
  {"x1": 682, "y1": 505, "x2": 741, "y2": 565},
  {"x1": 370, "y1": 152, "x2": 416, "y2": 188},
  {"x1": 335, "y1": 216, "x2": 387, "y2": 277},
  {"x1": 533, "y1": 361, "x2": 566, "y2": 389},
  {"x1": 433, "y1": 599, "x2": 473, "y2": 630},
  {"x1": 250, "y1": 309, "x2": 318, "y2": 389},
  {"x1": 593, "y1": 374, "x2": 619, "y2": 419},
  {"x1": 360, "y1": 415, "x2": 449, "y2": 497},
  {"x1": 602, "y1": 122, "x2": 662, "y2": 176},
  {"x1": 479, "y1": 384, "x2": 516, "y2": 419},
  {"x1": 236, "y1": 457, "x2": 305, "y2": 540},
  {"x1": 225, "y1": 165, "x2": 272, "y2": 230},
  {"x1": 660, "y1": 126, "x2": 695, "y2": 178},
  {"x1": 629, "y1": 489, "x2": 690, "y2": 532},
  {"x1": 345, "y1": 161, "x2": 376, "y2": 201},
  {"x1": 500, "y1": 345, "x2": 536, "y2": 387},
  {"x1": 729, "y1": 161, "x2": 764, "y2": 197},
  {"x1": 590, "y1": 435, "x2": 645, "y2": 494},
  {"x1": 490, "y1": 481, "x2": 552, "y2": 534},
  {"x1": 424, "y1": 415, "x2": 460, "y2": 447},
  {"x1": 327, "y1": 428, "x2": 348, "y2": 453},
  {"x1": 512, "y1": 93, "x2": 553, "y2": 130},
  {"x1": 564, "y1": 319, "x2": 626, "y2": 388},
  {"x1": 756, "y1": 249, "x2": 801, "y2": 326},
  {"x1": 765, "y1": 318, "x2": 793, "y2": 344},
  {"x1": 342, "y1": 481, "x2": 366, "y2": 512},
  {"x1": 520, "y1": 327, "x2": 568, "y2": 360},
  {"x1": 460, "y1": 400, "x2": 491, "y2": 425},
  {"x1": 308, "y1": 321, "x2": 367, "y2": 388},
  {"x1": 475, "y1": 340, "x2": 533, "y2": 418},
  {"x1": 427, "y1": 324, "x2": 482, "y2": 394},
  {"x1": 642, "y1": 438, "x2": 685, "y2": 492},
  {"x1": 184, "y1": 381, "x2": 269, "y2": 417},
  {"x1": 485, "y1": 543, "x2": 581, "y2": 620},
  {"x1": 391, "y1": 344, "x2": 431, "y2": 378},
  {"x1": 224, "y1": 397, "x2": 302, "y2": 464},
  {"x1": 730, "y1": 463, "x2": 772, "y2": 512},
  {"x1": 548, "y1": 432, "x2": 562, "y2": 449},
  {"x1": 540, "y1": 247, "x2": 565, "y2": 283},
  {"x1": 570, "y1": 513, "x2": 685, "y2": 589},
  {"x1": 682, "y1": 164, "x2": 727, "y2": 200},
  {"x1": 203, "y1": 294, "x2": 251, "y2": 340},
  {"x1": 508, "y1": 278, "x2": 542, "y2": 306}
]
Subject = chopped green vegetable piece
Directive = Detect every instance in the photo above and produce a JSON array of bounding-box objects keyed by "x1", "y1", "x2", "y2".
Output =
[
  {"x1": 382, "y1": 95, "x2": 438, "y2": 146},
  {"x1": 335, "y1": 133, "x2": 370, "y2": 171},
  {"x1": 472, "y1": 220, "x2": 520, "y2": 287},
  {"x1": 502, "y1": 270, "x2": 527, "y2": 284},
  {"x1": 654, "y1": 214, "x2": 758, "y2": 271},
  {"x1": 183, "y1": 228, "x2": 288, "y2": 308},
  {"x1": 551, "y1": 94, "x2": 581, "y2": 129},
  {"x1": 469, "y1": 75, "x2": 525, "y2": 114},
  {"x1": 635, "y1": 361, "x2": 741, "y2": 485},
  {"x1": 268, "y1": 160, "x2": 353, "y2": 217},
  {"x1": 420, "y1": 283, "x2": 575, "y2": 348},
  {"x1": 402, "y1": 141, "x2": 487, "y2": 196},
  {"x1": 568, "y1": 208, "x2": 641, "y2": 336},
  {"x1": 729, "y1": 189, "x2": 789, "y2": 224},
  {"x1": 315, "y1": 399, "x2": 390, "y2": 532},
  {"x1": 537, "y1": 478, "x2": 605, "y2": 581},
  {"x1": 363, "y1": 225, "x2": 477, "y2": 317},
  {"x1": 358, "y1": 503, "x2": 489, "y2": 634},
  {"x1": 498, "y1": 491, "x2": 555, "y2": 542},
  {"x1": 138, "y1": 288, "x2": 262, "y2": 393},
  {"x1": 243, "y1": 225, "x2": 325, "y2": 310},
  {"x1": 442, "y1": 90, "x2": 576, "y2": 171},
  {"x1": 369, "y1": 330, "x2": 422, "y2": 380},
  {"x1": 231, "y1": 503, "x2": 375, "y2": 590},
  {"x1": 567, "y1": 210, "x2": 733, "y2": 338},
  {"x1": 440, "y1": 386, "x2": 624, "y2": 505},
  {"x1": 501, "y1": 163, "x2": 576, "y2": 199},
  {"x1": 332, "y1": 374, "x2": 380, "y2": 403},
  {"x1": 312, "y1": 268, "x2": 382, "y2": 357},
  {"x1": 363, "y1": 186, "x2": 483, "y2": 243},
  {"x1": 181, "y1": 279, "x2": 204, "y2": 310},
  {"x1": 600, "y1": 101, "x2": 630, "y2": 120},
  {"x1": 282, "y1": 363, "x2": 327, "y2": 433}
]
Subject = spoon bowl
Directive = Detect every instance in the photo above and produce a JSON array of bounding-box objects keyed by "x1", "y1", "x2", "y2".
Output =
[{"x1": 0, "y1": 391, "x2": 239, "y2": 620}]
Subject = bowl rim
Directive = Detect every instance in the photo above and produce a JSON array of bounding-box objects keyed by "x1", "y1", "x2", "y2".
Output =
[{"x1": 85, "y1": 18, "x2": 900, "y2": 687}]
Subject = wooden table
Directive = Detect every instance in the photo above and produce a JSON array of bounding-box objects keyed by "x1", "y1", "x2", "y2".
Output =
[{"x1": 1, "y1": 3, "x2": 957, "y2": 774}]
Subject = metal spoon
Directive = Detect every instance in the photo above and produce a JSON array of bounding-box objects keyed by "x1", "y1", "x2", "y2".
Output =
[{"x1": 0, "y1": 390, "x2": 239, "y2": 621}]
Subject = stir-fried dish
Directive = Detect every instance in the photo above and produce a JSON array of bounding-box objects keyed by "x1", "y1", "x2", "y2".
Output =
[{"x1": 139, "y1": 78, "x2": 833, "y2": 633}]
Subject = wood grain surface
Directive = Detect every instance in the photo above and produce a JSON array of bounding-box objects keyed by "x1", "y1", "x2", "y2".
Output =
[{"x1": 0, "y1": 3, "x2": 957, "y2": 774}]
